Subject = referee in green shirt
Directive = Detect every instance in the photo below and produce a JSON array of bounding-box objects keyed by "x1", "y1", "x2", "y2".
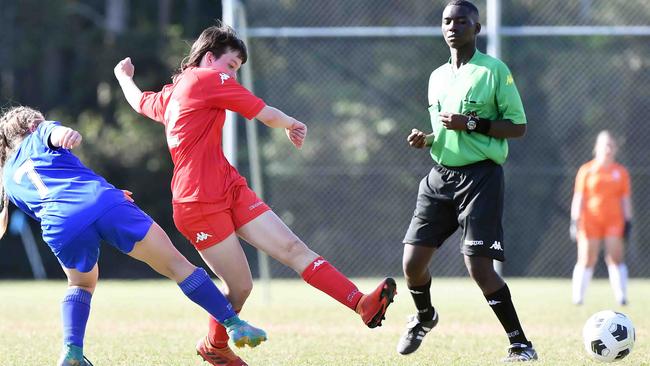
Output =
[{"x1": 397, "y1": 1, "x2": 537, "y2": 362}]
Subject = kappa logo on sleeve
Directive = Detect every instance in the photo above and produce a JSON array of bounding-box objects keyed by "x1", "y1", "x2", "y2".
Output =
[
  {"x1": 219, "y1": 72, "x2": 230, "y2": 85},
  {"x1": 506, "y1": 74, "x2": 514, "y2": 85}
]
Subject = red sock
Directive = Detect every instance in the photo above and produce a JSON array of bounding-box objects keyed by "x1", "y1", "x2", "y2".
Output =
[
  {"x1": 301, "y1": 256, "x2": 363, "y2": 310},
  {"x1": 208, "y1": 309, "x2": 241, "y2": 348}
]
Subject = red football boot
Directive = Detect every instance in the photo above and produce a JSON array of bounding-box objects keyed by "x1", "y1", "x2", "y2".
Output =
[
  {"x1": 196, "y1": 336, "x2": 248, "y2": 366},
  {"x1": 355, "y1": 277, "x2": 397, "y2": 328}
]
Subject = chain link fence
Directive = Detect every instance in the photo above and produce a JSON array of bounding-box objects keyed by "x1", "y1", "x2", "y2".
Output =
[{"x1": 235, "y1": 0, "x2": 650, "y2": 278}]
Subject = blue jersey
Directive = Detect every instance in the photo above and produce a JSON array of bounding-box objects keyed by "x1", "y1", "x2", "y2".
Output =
[{"x1": 3, "y1": 121, "x2": 126, "y2": 247}]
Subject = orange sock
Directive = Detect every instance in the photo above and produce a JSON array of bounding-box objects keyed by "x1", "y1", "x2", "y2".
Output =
[
  {"x1": 301, "y1": 256, "x2": 363, "y2": 310},
  {"x1": 208, "y1": 309, "x2": 241, "y2": 348}
]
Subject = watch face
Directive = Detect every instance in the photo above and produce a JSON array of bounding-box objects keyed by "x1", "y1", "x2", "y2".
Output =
[{"x1": 467, "y1": 119, "x2": 477, "y2": 130}]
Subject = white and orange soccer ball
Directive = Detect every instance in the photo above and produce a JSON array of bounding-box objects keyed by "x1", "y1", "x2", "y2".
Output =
[{"x1": 582, "y1": 310, "x2": 635, "y2": 363}]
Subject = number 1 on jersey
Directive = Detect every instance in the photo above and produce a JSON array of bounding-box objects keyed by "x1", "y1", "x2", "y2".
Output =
[{"x1": 13, "y1": 159, "x2": 50, "y2": 199}]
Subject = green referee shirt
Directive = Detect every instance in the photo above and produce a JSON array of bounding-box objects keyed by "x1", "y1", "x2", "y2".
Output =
[{"x1": 427, "y1": 49, "x2": 526, "y2": 167}]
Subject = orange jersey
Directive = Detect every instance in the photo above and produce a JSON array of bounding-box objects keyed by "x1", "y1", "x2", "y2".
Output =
[
  {"x1": 574, "y1": 160, "x2": 630, "y2": 224},
  {"x1": 139, "y1": 67, "x2": 266, "y2": 204}
]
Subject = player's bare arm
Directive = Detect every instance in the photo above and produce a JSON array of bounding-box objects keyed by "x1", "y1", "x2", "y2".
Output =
[
  {"x1": 407, "y1": 128, "x2": 434, "y2": 148},
  {"x1": 50, "y1": 126, "x2": 82, "y2": 149},
  {"x1": 622, "y1": 195, "x2": 633, "y2": 221},
  {"x1": 438, "y1": 112, "x2": 526, "y2": 138},
  {"x1": 0, "y1": 190, "x2": 8, "y2": 238},
  {"x1": 569, "y1": 192, "x2": 582, "y2": 242},
  {"x1": 114, "y1": 57, "x2": 143, "y2": 113},
  {"x1": 255, "y1": 105, "x2": 307, "y2": 149}
]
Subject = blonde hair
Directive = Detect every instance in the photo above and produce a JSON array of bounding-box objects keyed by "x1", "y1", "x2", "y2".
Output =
[
  {"x1": 0, "y1": 106, "x2": 44, "y2": 165},
  {"x1": 0, "y1": 106, "x2": 45, "y2": 238},
  {"x1": 593, "y1": 130, "x2": 617, "y2": 156}
]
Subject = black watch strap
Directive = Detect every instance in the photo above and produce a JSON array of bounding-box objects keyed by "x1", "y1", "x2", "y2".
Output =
[{"x1": 475, "y1": 118, "x2": 491, "y2": 134}]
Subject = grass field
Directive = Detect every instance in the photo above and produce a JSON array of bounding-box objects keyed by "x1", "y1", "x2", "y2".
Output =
[{"x1": 0, "y1": 278, "x2": 647, "y2": 365}]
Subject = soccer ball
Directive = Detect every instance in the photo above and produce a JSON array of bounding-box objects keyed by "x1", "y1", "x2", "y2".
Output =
[{"x1": 582, "y1": 310, "x2": 635, "y2": 362}]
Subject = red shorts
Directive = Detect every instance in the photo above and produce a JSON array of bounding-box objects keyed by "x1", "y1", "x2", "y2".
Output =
[
  {"x1": 578, "y1": 215, "x2": 624, "y2": 240},
  {"x1": 172, "y1": 185, "x2": 270, "y2": 250}
]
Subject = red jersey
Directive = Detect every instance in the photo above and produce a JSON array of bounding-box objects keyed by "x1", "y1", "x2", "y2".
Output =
[{"x1": 139, "y1": 67, "x2": 266, "y2": 203}]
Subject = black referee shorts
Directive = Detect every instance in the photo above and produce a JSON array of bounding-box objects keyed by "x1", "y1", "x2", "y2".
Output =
[{"x1": 403, "y1": 159, "x2": 505, "y2": 261}]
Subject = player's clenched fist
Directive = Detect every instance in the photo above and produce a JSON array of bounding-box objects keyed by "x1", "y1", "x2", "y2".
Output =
[
  {"x1": 438, "y1": 112, "x2": 466, "y2": 130},
  {"x1": 114, "y1": 57, "x2": 135, "y2": 79},
  {"x1": 51, "y1": 126, "x2": 82, "y2": 149},
  {"x1": 407, "y1": 128, "x2": 428, "y2": 148}
]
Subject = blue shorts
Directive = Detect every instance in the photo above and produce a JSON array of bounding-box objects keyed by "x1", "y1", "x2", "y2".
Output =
[{"x1": 52, "y1": 201, "x2": 154, "y2": 272}]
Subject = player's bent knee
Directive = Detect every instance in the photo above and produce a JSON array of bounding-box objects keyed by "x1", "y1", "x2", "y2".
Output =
[
  {"x1": 66, "y1": 280, "x2": 97, "y2": 293},
  {"x1": 403, "y1": 260, "x2": 427, "y2": 279},
  {"x1": 466, "y1": 262, "x2": 499, "y2": 287},
  {"x1": 64, "y1": 267, "x2": 98, "y2": 293}
]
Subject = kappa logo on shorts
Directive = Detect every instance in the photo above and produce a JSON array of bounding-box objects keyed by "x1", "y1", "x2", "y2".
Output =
[
  {"x1": 219, "y1": 72, "x2": 230, "y2": 85},
  {"x1": 490, "y1": 241, "x2": 503, "y2": 251},
  {"x1": 195, "y1": 232, "x2": 212, "y2": 243},
  {"x1": 464, "y1": 240, "x2": 484, "y2": 246},
  {"x1": 249, "y1": 201, "x2": 264, "y2": 210}
]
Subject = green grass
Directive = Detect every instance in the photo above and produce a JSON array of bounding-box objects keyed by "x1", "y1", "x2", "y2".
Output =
[{"x1": 0, "y1": 278, "x2": 648, "y2": 365}]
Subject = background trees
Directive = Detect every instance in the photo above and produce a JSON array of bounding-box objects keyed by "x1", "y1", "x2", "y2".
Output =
[{"x1": 2, "y1": 0, "x2": 649, "y2": 279}]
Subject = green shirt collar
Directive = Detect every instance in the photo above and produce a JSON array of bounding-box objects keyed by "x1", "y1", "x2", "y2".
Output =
[{"x1": 446, "y1": 48, "x2": 481, "y2": 67}]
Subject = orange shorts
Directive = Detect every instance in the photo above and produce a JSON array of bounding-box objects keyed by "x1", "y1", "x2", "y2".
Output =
[
  {"x1": 172, "y1": 185, "x2": 270, "y2": 250},
  {"x1": 578, "y1": 216, "x2": 624, "y2": 240}
]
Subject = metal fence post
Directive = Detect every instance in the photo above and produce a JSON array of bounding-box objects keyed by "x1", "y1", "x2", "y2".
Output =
[{"x1": 487, "y1": 0, "x2": 504, "y2": 276}]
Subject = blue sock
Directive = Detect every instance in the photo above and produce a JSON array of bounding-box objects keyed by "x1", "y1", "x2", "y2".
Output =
[
  {"x1": 179, "y1": 267, "x2": 236, "y2": 323},
  {"x1": 61, "y1": 288, "x2": 92, "y2": 348}
]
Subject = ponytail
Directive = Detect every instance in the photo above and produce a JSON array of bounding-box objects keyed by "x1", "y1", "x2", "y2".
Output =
[
  {"x1": 0, "y1": 106, "x2": 45, "y2": 239},
  {"x1": 0, "y1": 129, "x2": 9, "y2": 239},
  {"x1": 0, "y1": 190, "x2": 8, "y2": 240}
]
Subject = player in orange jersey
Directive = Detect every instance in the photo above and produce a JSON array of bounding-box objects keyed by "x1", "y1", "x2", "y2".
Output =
[
  {"x1": 570, "y1": 130, "x2": 632, "y2": 305},
  {"x1": 114, "y1": 23, "x2": 396, "y2": 366}
]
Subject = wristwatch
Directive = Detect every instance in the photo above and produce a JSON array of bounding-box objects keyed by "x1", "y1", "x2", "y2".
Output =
[{"x1": 466, "y1": 116, "x2": 478, "y2": 132}]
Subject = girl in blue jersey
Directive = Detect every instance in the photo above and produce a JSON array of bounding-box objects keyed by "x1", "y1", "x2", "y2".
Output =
[{"x1": 0, "y1": 106, "x2": 266, "y2": 366}]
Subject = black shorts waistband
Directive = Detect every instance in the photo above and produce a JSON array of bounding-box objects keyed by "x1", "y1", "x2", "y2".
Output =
[{"x1": 432, "y1": 159, "x2": 499, "y2": 174}]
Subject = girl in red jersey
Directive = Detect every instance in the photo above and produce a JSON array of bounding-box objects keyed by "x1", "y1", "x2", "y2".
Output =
[
  {"x1": 570, "y1": 130, "x2": 633, "y2": 306},
  {"x1": 114, "y1": 23, "x2": 396, "y2": 366}
]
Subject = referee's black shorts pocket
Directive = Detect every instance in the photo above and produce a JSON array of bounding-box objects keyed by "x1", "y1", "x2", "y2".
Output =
[{"x1": 403, "y1": 176, "x2": 458, "y2": 247}]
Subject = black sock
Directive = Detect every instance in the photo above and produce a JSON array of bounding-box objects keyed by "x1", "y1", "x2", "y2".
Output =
[
  {"x1": 408, "y1": 277, "x2": 435, "y2": 322},
  {"x1": 485, "y1": 284, "x2": 528, "y2": 345}
]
